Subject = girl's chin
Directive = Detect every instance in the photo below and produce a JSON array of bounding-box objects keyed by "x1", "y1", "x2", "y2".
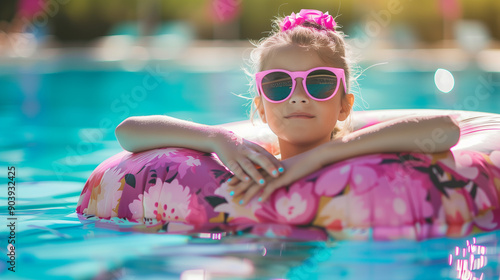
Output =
[
  {"x1": 280, "y1": 134, "x2": 329, "y2": 146},
  {"x1": 271, "y1": 126, "x2": 332, "y2": 144}
]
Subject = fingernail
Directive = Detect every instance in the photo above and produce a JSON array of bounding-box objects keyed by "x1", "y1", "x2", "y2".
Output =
[
  {"x1": 230, "y1": 191, "x2": 235, "y2": 196},
  {"x1": 272, "y1": 170, "x2": 277, "y2": 176},
  {"x1": 227, "y1": 178, "x2": 232, "y2": 182},
  {"x1": 278, "y1": 167, "x2": 284, "y2": 173},
  {"x1": 239, "y1": 199, "x2": 244, "y2": 205},
  {"x1": 258, "y1": 197, "x2": 263, "y2": 202},
  {"x1": 259, "y1": 179, "x2": 265, "y2": 185}
]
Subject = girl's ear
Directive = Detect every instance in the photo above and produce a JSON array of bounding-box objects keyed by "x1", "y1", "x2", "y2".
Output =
[
  {"x1": 338, "y1": 93, "x2": 354, "y2": 121},
  {"x1": 254, "y1": 97, "x2": 267, "y2": 123}
]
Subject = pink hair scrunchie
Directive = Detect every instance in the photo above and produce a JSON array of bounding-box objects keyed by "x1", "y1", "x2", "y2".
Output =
[{"x1": 280, "y1": 9, "x2": 336, "y2": 32}]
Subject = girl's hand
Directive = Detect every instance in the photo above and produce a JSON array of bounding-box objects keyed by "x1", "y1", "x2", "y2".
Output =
[
  {"x1": 229, "y1": 149, "x2": 324, "y2": 205},
  {"x1": 212, "y1": 129, "x2": 284, "y2": 186}
]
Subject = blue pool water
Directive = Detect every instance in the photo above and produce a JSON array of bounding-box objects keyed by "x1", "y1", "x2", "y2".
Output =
[{"x1": 1, "y1": 56, "x2": 500, "y2": 279}]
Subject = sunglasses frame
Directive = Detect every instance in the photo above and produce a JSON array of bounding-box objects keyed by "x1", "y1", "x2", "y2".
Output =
[{"x1": 255, "y1": 67, "x2": 347, "y2": 103}]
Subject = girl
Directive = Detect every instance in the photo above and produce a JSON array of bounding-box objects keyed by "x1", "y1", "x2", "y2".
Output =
[{"x1": 115, "y1": 9, "x2": 460, "y2": 206}]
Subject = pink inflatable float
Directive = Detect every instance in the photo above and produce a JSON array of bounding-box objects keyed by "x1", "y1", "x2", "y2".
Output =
[{"x1": 76, "y1": 109, "x2": 500, "y2": 241}]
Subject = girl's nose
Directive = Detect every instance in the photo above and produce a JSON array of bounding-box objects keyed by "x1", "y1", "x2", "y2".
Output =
[{"x1": 289, "y1": 78, "x2": 309, "y2": 104}]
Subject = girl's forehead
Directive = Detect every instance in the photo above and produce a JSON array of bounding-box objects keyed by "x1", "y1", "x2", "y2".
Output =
[{"x1": 262, "y1": 44, "x2": 344, "y2": 71}]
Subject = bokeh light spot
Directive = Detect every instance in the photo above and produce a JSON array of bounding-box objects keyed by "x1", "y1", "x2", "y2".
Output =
[{"x1": 434, "y1": 68, "x2": 455, "y2": 93}]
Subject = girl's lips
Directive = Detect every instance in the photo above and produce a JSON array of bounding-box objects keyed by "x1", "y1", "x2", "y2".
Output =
[
  {"x1": 285, "y1": 112, "x2": 315, "y2": 119},
  {"x1": 286, "y1": 115, "x2": 315, "y2": 119}
]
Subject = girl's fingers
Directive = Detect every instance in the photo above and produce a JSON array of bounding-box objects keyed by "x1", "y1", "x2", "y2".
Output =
[
  {"x1": 238, "y1": 157, "x2": 266, "y2": 186},
  {"x1": 252, "y1": 144, "x2": 282, "y2": 168},
  {"x1": 227, "y1": 176, "x2": 240, "y2": 186},
  {"x1": 231, "y1": 178, "x2": 255, "y2": 198},
  {"x1": 226, "y1": 160, "x2": 251, "y2": 183},
  {"x1": 224, "y1": 141, "x2": 284, "y2": 187},
  {"x1": 249, "y1": 144, "x2": 285, "y2": 177},
  {"x1": 241, "y1": 184, "x2": 265, "y2": 205},
  {"x1": 259, "y1": 174, "x2": 290, "y2": 203},
  {"x1": 258, "y1": 184, "x2": 277, "y2": 203},
  {"x1": 235, "y1": 171, "x2": 273, "y2": 205}
]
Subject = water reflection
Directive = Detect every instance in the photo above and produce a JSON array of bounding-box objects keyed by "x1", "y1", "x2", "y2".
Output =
[
  {"x1": 3, "y1": 181, "x2": 500, "y2": 279},
  {"x1": 449, "y1": 236, "x2": 495, "y2": 280}
]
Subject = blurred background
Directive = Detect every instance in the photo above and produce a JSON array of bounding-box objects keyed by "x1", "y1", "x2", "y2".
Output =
[
  {"x1": 0, "y1": 2, "x2": 499, "y2": 279},
  {"x1": 1, "y1": 0, "x2": 500, "y2": 42},
  {"x1": 0, "y1": 0, "x2": 499, "y2": 182}
]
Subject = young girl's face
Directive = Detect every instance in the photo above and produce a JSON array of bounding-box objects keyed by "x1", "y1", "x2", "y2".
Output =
[{"x1": 256, "y1": 44, "x2": 353, "y2": 147}]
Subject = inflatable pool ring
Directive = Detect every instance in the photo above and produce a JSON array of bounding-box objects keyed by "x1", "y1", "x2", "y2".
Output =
[{"x1": 76, "y1": 109, "x2": 500, "y2": 241}]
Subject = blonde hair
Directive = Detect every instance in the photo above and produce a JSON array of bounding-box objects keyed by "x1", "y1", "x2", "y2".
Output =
[{"x1": 246, "y1": 13, "x2": 355, "y2": 140}]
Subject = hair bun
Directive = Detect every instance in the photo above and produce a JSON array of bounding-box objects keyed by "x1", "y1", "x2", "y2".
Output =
[{"x1": 280, "y1": 9, "x2": 336, "y2": 33}]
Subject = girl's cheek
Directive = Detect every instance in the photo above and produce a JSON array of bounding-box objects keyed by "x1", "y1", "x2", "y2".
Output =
[{"x1": 265, "y1": 105, "x2": 283, "y2": 125}]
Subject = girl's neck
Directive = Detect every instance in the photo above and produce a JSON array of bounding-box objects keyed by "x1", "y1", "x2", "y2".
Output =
[{"x1": 278, "y1": 136, "x2": 331, "y2": 160}]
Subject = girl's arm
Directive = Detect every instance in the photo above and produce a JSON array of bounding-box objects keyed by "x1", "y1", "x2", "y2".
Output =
[
  {"x1": 317, "y1": 114, "x2": 460, "y2": 167},
  {"x1": 115, "y1": 115, "x2": 222, "y2": 153},
  {"x1": 115, "y1": 115, "x2": 284, "y2": 183},
  {"x1": 234, "y1": 115, "x2": 460, "y2": 204}
]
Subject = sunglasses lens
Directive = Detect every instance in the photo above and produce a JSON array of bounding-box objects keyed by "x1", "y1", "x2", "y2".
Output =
[
  {"x1": 261, "y1": 72, "x2": 293, "y2": 102},
  {"x1": 306, "y1": 70, "x2": 339, "y2": 99}
]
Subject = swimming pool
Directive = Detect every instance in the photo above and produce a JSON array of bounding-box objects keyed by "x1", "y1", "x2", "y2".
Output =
[{"x1": 1, "y1": 50, "x2": 499, "y2": 279}]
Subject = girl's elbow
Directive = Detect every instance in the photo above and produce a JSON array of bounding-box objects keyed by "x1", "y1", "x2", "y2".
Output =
[
  {"x1": 115, "y1": 131, "x2": 136, "y2": 152},
  {"x1": 447, "y1": 116, "x2": 461, "y2": 148},
  {"x1": 115, "y1": 120, "x2": 129, "y2": 143},
  {"x1": 438, "y1": 116, "x2": 461, "y2": 151},
  {"x1": 416, "y1": 115, "x2": 460, "y2": 153},
  {"x1": 115, "y1": 118, "x2": 139, "y2": 152},
  {"x1": 115, "y1": 116, "x2": 144, "y2": 137},
  {"x1": 116, "y1": 116, "x2": 140, "y2": 131}
]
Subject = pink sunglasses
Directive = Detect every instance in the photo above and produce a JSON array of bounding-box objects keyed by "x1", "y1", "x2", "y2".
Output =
[{"x1": 255, "y1": 67, "x2": 347, "y2": 103}]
